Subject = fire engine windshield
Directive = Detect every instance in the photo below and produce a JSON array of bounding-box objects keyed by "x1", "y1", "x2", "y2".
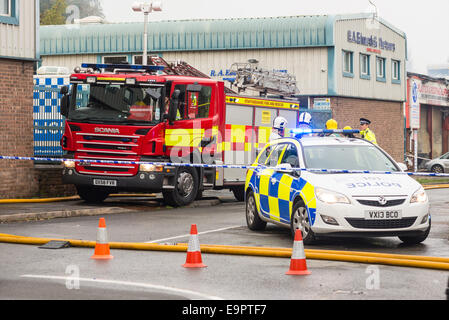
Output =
[{"x1": 69, "y1": 84, "x2": 164, "y2": 124}]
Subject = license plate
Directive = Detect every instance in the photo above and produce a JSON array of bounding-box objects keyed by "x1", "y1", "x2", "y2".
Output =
[
  {"x1": 365, "y1": 210, "x2": 402, "y2": 220},
  {"x1": 93, "y1": 179, "x2": 117, "y2": 187}
]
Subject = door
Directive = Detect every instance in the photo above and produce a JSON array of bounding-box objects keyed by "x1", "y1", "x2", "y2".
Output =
[{"x1": 254, "y1": 143, "x2": 287, "y2": 221}]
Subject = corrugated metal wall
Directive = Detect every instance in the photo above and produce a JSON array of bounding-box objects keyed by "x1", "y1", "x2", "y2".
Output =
[
  {"x1": 0, "y1": 0, "x2": 36, "y2": 59},
  {"x1": 334, "y1": 18, "x2": 406, "y2": 102},
  {"x1": 163, "y1": 47, "x2": 328, "y2": 95},
  {"x1": 41, "y1": 54, "x2": 98, "y2": 73}
]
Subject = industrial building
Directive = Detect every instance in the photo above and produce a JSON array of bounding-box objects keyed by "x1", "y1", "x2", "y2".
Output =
[{"x1": 39, "y1": 13, "x2": 408, "y2": 162}]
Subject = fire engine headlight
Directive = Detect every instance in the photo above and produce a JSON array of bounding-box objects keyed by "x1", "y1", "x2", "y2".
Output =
[
  {"x1": 315, "y1": 187, "x2": 351, "y2": 204},
  {"x1": 126, "y1": 78, "x2": 136, "y2": 85},
  {"x1": 139, "y1": 164, "x2": 164, "y2": 172},
  {"x1": 410, "y1": 188, "x2": 428, "y2": 203},
  {"x1": 64, "y1": 160, "x2": 76, "y2": 168},
  {"x1": 86, "y1": 76, "x2": 97, "y2": 84}
]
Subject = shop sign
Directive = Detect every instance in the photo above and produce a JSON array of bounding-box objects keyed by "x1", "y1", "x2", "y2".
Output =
[
  {"x1": 347, "y1": 30, "x2": 396, "y2": 52},
  {"x1": 409, "y1": 79, "x2": 420, "y2": 129}
]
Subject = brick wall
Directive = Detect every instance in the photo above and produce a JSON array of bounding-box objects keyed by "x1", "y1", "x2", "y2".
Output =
[
  {"x1": 0, "y1": 58, "x2": 75, "y2": 199},
  {"x1": 318, "y1": 97, "x2": 405, "y2": 162},
  {"x1": 0, "y1": 59, "x2": 38, "y2": 198}
]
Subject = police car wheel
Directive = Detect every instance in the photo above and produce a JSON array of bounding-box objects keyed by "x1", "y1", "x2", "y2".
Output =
[
  {"x1": 398, "y1": 221, "x2": 431, "y2": 245},
  {"x1": 246, "y1": 190, "x2": 267, "y2": 231},
  {"x1": 290, "y1": 200, "x2": 316, "y2": 244}
]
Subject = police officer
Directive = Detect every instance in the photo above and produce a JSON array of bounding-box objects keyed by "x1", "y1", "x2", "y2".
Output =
[
  {"x1": 359, "y1": 118, "x2": 377, "y2": 145},
  {"x1": 270, "y1": 116, "x2": 288, "y2": 142}
]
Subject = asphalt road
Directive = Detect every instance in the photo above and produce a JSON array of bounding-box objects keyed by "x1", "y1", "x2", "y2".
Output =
[{"x1": 0, "y1": 189, "x2": 448, "y2": 301}]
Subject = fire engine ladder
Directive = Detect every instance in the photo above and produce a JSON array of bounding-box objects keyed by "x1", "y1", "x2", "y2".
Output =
[
  {"x1": 148, "y1": 56, "x2": 237, "y2": 94},
  {"x1": 229, "y1": 60, "x2": 300, "y2": 97}
]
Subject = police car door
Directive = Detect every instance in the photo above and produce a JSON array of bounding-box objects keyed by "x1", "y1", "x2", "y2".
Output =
[{"x1": 256, "y1": 143, "x2": 288, "y2": 222}]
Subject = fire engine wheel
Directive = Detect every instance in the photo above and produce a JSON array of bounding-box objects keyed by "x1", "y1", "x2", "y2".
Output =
[
  {"x1": 163, "y1": 167, "x2": 199, "y2": 207},
  {"x1": 76, "y1": 186, "x2": 110, "y2": 203},
  {"x1": 231, "y1": 186, "x2": 245, "y2": 202}
]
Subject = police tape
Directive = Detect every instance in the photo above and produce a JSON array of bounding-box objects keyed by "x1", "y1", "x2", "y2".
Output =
[{"x1": 1, "y1": 155, "x2": 449, "y2": 177}]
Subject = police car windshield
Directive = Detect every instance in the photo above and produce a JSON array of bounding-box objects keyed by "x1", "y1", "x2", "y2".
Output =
[
  {"x1": 69, "y1": 84, "x2": 164, "y2": 125},
  {"x1": 303, "y1": 145, "x2": 399, "y2": 172}
]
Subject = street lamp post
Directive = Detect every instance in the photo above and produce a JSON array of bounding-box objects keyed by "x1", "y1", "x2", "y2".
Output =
[{"x1": 132, "y1": 1, "x2": 162, "y2": 65}]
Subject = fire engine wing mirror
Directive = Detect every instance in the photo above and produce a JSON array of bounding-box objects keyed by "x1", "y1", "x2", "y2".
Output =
[
  {"x1": 60, "y1": 86, "x2": 70, "y2": 118},
  {"x1": 168, "y1": 89, "x2": 181, "y2": 124},
  {"x1": 60, "y1": 85, "x2": 69, "y2": 95},
  {"x1": 60, "y1": 95, "x2": 70, "y2": 118}
]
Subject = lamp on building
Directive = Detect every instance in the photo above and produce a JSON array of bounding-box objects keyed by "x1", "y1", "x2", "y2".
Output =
[{"x1": 132, "y1": 1, "x2": 162, "y2": 66}]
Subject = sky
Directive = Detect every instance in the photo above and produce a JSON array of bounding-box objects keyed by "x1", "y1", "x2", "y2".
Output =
[{"x1": 99, "y1": 0, "x2": 449, "y2": 74}]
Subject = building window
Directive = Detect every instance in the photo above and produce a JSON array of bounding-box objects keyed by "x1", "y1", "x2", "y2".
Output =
[
  {"x1": 392, "y1": 60, "x2": 401, "y2": 84},
  {"x1": 360, "y1": 54, "x2": 371, "y2": 80},
  {"x1": 342, "y1": 50, "x2": 354, "y2": 78},
  {"x1": 0, "y1": 0, "x2": 17, "y2": 25},
  {"x1": 102, "y1": 56, "x2": 128, "y2": 72},
  {"x1": 376, "y1": 56, "x2": 386, "y2": 82},
  {"x1": 0, "y1": 0, "x2": 10, "y2": 16}
]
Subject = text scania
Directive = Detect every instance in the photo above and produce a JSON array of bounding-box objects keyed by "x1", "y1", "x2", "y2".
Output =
[{"x1": 94, "y1": 128, "x2": 120, "y2": 134}]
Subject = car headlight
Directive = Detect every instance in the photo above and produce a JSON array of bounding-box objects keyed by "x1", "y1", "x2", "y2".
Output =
[
  {"x1": 315, "y1": 187, "x2": 351, "y2": 204},
  {"x1": 410, "y1": 188, "x2": 428, "y2": 203}
]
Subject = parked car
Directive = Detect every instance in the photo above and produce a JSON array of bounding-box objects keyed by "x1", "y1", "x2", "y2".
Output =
[{"x1": 425, "y1": 152, "x2": 449, "y2": 173}]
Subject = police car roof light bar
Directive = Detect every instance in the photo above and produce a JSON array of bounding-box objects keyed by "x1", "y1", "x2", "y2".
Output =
[
  {"x1": 81, "y1": 63, "x2": 165, "y2": 72},
  {"x1": 290, "y1": 129, "x2": 361, "y2": 136}
]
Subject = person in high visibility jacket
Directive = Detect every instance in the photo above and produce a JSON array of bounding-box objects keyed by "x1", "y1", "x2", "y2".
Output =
[
  {"x1": 343, "y1": 126, "x2": 355, "y2": 138},
  {"x1": 359, "y1": 118, "x2": 377, "y2": 145},
  {"x1": 323, "y1": 119, "x2": 341, "y2": 137}
]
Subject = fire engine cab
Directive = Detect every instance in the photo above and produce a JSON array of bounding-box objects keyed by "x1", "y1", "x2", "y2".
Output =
[{"x1": 60, "y1": 61, "x2": 302, "y2": 206}]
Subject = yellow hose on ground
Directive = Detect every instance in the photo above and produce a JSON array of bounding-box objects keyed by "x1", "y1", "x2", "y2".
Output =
[
  {"x1": 0, "y1": 194, "x2": 156, "y2": 204},
  {"x1": 1, "y1": 234, "x2": 449, "y2": 271}
]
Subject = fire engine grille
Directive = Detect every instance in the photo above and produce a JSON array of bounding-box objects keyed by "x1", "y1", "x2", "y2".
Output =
[
  {"x1": 356, "y1": 199, "x2": 406, "y2": 207},
  {"x1": 83, "y1": 135, "x2": 134, "y2": 143},
  {"x1": 82, "y1": 144, "x2": 133, "y2": 151},
  {"x1": 345, "y1": 217, "x2": 417, "y2": 229}
]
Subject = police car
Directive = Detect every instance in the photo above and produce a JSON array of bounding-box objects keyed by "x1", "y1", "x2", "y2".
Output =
[{"x1": 244, "y1": 135, "x2": 431, "y2": 245}]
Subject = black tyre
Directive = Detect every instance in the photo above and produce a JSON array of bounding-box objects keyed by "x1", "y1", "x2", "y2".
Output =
[
  {"x1": 246, "y1": 190, "x2": 267, "y2": 231},
  {"x1": 163, "y1": 167, "x2": 199, "y2": 207},
  {"x1": 231, "y1": 185, "x2": 245, "y2": 202},
  {"x1": 76, "y1": 186, "x2": 110, "y2": 203},
  {"x1": 290, "y1": 199, "x2": 316, "y2": 245},
  {"x1": 431, "y1": 165, "x2": 444, "y2": 174},
  {"x1": 398, "y1": 221, "x2": 431, "y2": 245}
]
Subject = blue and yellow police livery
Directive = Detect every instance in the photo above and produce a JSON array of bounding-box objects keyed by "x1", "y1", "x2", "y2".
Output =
[{"x1": 244, "y1": 136, "x2": 431, "y2": 245}]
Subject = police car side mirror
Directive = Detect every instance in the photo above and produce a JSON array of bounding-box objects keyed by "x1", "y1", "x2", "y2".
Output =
[
  {"x1": 398, "y1": 163, "x2": 408, "y2": 172},
  {"x1": 275, "y1": 163, "x2": 301, "y2": 177}
]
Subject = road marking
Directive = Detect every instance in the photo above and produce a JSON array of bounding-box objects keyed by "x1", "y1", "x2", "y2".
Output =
[
  {"x1": 146, "y1": 225, "x2": 242, "y2": 244},
  {"x1": 21, "y1": 274, "x2": 223, "y2": 300}
]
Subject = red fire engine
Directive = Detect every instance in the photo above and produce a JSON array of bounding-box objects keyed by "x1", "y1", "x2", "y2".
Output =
[{"x1": 60, "y1": 58, "x2": 301, "y2": 206}]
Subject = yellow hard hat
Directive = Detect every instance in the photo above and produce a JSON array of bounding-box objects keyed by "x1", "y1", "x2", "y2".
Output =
[
  {"x1": 326, "y1": 119, "x2": 338, "y2": 130},
  {"x1": 344, "y1": 126, "x2": 352, "y2": 130}
]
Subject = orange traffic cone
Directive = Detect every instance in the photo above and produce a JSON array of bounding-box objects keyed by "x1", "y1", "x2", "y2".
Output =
[
  {"x1": 91, "y1": 218, "x2": 113, "y2": 260},
  {"x1": 286, "y1": 229, "x2": 311, "y2": 275},
  {"x1": 182, "y1": 224, "x2": 206, "y2": 268}
]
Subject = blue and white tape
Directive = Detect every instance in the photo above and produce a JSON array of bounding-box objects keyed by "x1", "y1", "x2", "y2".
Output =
[{"x1": 1, "y1": 155, "x2": 449, "y2": 178}]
